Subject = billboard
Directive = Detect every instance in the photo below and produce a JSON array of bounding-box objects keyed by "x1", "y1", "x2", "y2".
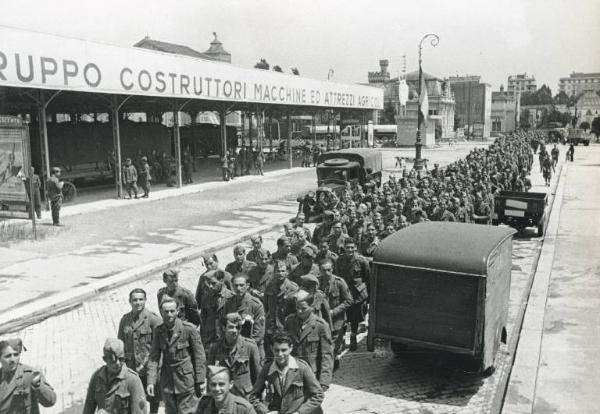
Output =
[
  {"x1": 0, "y1": 26, "x2": 383, "y2": 110},
  {"x1": 0, "y1": 116, "x2": 30, "y2": 202}
]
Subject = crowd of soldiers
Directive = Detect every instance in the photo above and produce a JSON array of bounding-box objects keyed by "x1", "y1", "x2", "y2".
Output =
[
  {"x1": 1, "y1": 129, "x2": 547, "y2": 414},
  {"x1": 221, "y1": 146, "x2": 266, "y2": 181}
]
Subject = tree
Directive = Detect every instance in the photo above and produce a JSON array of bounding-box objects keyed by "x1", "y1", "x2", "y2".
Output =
[
  {"x1": 273, "y1": 65, "x2": 283, "y2": 72},
  {"x1": 543, "y1": 109, "x2": 572, "y2": 127},
  {"x1": 554, "y1": 91, "x2": 570, "y2": 105},
  {"x1": 254, "y1": 58, "x2": 269, "y2": 70},
  {"x1": 591, "y1": 117, "x2": 600, "y2": 139},
  {"x1": 291, "y1": 67, "x2": 300, "y2": 76},
  {"x1": 520, "y1": 84, "x2": 553, "y2": 106},
  {"x1": 580, "y1": 121, "x2": 590, "y2": 131}
]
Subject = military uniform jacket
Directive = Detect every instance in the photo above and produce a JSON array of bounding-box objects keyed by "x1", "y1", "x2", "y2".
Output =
[
  {"x1": 223, "y1": 293, "x2": 266, "y2": 344},
  {"x1": 157, "y1": 286, "x2": 201, "y2": 326},
  {"x1": 83, "y1": 364, "x2": 146, "y2": 414},
  {"x1": 288, "y1": 263, "x2": 320, "y2": 286},
  {"x1": 196, "y1": 393, "x2": 256, "y2": 414},
  {"x1": 225, "y1": 259, "x2": 257, "y2": 278},
  {"x1": 312, "y1": 291, "x2": 333, "y2": 333},
  {"x1": 247, "y1": 265, "x2": 273, "y2": 301},
  {"x1": 270, "y1": 251, "x2": 299, "y2": 270},
  {"x1": 264, "y1": 279, "x2": 299, "y2": 333},
  {"x1": 148, "y1": 319, "x2": 207, "y2": 394},
  {"x1": 206, "y1": 336, "x2": 261, "y2": 398},
  {"x1": 318, "y1": 275, "x2": 352, "y2": 332},
  {"x1": 117, "y1": 308, "x2": 162, "y2": 374},
  {"x1": 0, "y1": 364, "x2": 56, "y2": 414},
  {"x1": 336, "y1": 253, "x2": 370, "y2": 305},
  {"x1": 249, "y1": 357, "x2": 324, "y2": 414},
  {"x1": 200, "y1": 286, "x2": 234, "y2": 345},
  {"x1": 284, "y1": 313, "x2": 333, "y2": 389}
]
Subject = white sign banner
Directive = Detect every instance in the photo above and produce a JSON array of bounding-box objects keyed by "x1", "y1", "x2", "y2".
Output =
[{"x1": 0, "y1": 26, "x2": 383, "y2": 110}]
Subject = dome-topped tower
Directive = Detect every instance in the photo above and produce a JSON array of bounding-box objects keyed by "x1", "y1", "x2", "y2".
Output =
[{"x1": 203, "y1": 32, "x2": 231, "y2": 63}]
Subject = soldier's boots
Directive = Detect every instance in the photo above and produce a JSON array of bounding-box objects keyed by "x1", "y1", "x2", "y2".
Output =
[{"x1": 349, "y1": 334, "x2": 358, "y2": 351}]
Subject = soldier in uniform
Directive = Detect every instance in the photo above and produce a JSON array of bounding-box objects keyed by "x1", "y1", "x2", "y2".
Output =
[
  {"x1": 317, "y1": 258, "x2": 352, "y2": 368},
  {"x1": 138, "y1": 156, "x2": 152, "y2": 198},
  {"x1": 196, "y1": 366, "x2": 256, "y2": 414},
  {"x1": 157, "y1": 269, "x2": 201, "y2": 326},
  {"x1": 117, "y1": 288, "x2": 163, "y2": 414},
  {"x1": 206, "y1": 313, "x2": 261, "y2": 399},
  {"x1": 46, "y1": 167, "x2": 64, "y2": 226},
  {"x1": 288, "y1": 245, "x2": 320, "y2": 286},
  {"x1": 311, "y1": 210, "x2": 335, "y2": 246},
  {"x1": 224, "y1": 275, "x2": 266, "y2": 357},
  {"x1": 0, "y1": 338, "x2": 56, "y2": 414},
  {"x1": 200, "y1": 271, "x2": 234, "y2": 350},
  {"x1": 284, "y1": 291, "x2": 333, "y2": 391},
  {"x1": 249, "y1": 331, "x2": 324, "y2": 414},
  {"x1": 264, "y1": 261, "x2": 300, "y2": 357},
  {"x1": 123, "y1": 158, "x2": 139, "y2": 199},
  {"x1": 270, "y1": 236, "x2": 299, "y2": 270},
  {"x1": 246, "y1": 235, "x2": 270, "y2": 264},
  {"x1": 247, "y1": 250, "x2": 273, "y2": 302},
  {"x1": 336, "y1": 238, "x2": 370, "y2": 351},
  {"x1": 359, "y1": 223, "x2": 380, "y2": 258},
  {"x1": 225, "y1": 245, "x2": 257, "y2": 278},
  {"x1": 83, "y1": 338, "x2": 146, "y2": 414},
  {"x1": 293, "y1": 213, "x2": 312, "y2": 241},
  {"x1": 315, "y1": 239, "x2": 339, "y2": 273},
  {"x1": 147, "y1": 297, "x2": 206, "y2": 414}
]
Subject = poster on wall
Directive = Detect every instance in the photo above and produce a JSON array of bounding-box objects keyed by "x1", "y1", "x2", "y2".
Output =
[{"x1": 0, "y1": 116, "x2": 30, "y2": 203}]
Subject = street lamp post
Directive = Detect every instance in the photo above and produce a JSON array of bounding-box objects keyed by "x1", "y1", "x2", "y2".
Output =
[{"x1": 414, "y1": 33, "x2": 439, "y2": 171}]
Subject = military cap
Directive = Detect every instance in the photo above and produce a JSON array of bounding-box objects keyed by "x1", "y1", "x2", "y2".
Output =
[
  {"x1": 1, "y1": 338, "x2": 25, "y2": 353},
  {"x1": 300, "y1": 274, "x2": 319, "y2": 287},
  {"x1": 103, "y1": 338, "x2": 125, "y2": 359},
  {"x1": 301, "y1": 245, "x2": 317, "y2": 258},
  {"x1": 207, "y1": 365, "x2": 231, "y2": 379}
]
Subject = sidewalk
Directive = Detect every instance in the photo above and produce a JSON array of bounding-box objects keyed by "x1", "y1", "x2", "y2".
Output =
[{"x1": 503, "y1": 145, "x2": 600, "y2": 413}]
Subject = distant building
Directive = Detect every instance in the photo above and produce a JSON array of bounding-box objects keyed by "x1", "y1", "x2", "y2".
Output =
[
  {"x1": 507, "y1": 73, "x2": 537, "y2": 95},
  {"x1": 573, "y1": 91, "x2": 600, "y2": 126},
  {"x1": 134, "y1": 32, "x2": 231, "y2": 63},
  {"x1": 558, "y1": 72, "x2": 600, "y2": 96},
  {"x1": 367, "y1": 60, "x2": 400, "y2": 124},
  {"x1": 447, "y1": 75, "x2": 492, "y2": 138},
  {"x1": 491, "y1": 86, "x2": 516, "y2": 135}
]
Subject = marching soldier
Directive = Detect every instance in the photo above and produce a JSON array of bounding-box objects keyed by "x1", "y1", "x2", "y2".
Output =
[
  {"x1": 270, "y1": 236, "x2": 299, "y2": 270},
  {"x1": 83, "y1": 338, "x2": 146, "y2": 414},
  {"x1": 0, "y1": 338, "x2": 56, "y2": 414},
  {"x1": 284, "y1": 291, "x2": 334, "y2": 391},
  {"x1": 157, "y1": 269, "x2": 201, "y2": 326},
  {"x1": 206, "y1": 313, "x2": 261, "y2": 399},
  {"x1": 288, "y1": 245, "x2": 320, "y2": 286},
  {"x1": 225, "y1": 245, "x2": 257, "y2": 278},
  {"x1": 199, "y1": 270, "x2": 234, "y2": 349},
  {"x1": 224, "y1": 275, "x2": 266, "y2": 357},
  {"x1": 249, "y1": 332, "x2": 324, "y2": 414},
  {"x1": 117, "y1": 288, "x2": 163, "y2": 414},
  {"x1": 196, "y1": 366, "x2": 256, "y2": 414},
  {"x1": 317, "y1": 258, "x2": 352, "y2": 368},
  {"x1": 337, "y1": 238, "x2": 370, "y2": 351},
  {"x1": 247, "y1": 250, "x2": 273, "y2": 301},
  {"x1": 246, "y1": 235, "x2": 271, "y2": 264},
  {"x1": 46, "y1": 166, "x2": 64, "y2": 226},
  {"x1": 147, "y1": 297, "x2": 207, "y2": 414}
]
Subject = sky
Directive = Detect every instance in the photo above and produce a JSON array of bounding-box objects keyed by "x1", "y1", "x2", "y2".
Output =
[{"x1": 1, "y1": 0, "x2": 599, "y2": 93}]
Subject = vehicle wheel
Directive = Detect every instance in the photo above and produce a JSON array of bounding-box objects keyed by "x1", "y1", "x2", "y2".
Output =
[
  {"x1": 390, "y1": 341, "x2": 409, "y2": 356},
  {"x1": 537, "y1": 223, "x2": 544, "y2": 237},
  {"x1": 61, "y1": 181, "x2": 77, "y2": 203}
]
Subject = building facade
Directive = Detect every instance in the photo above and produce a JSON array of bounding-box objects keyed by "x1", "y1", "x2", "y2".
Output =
[
  {"x1": 507, "y1": 73, "x2": 537, "y2": 95},
  {"x1": 491, "y1": 86, "x2": 516, "y2": 135},
  {"x1": 558, "y1": 72, "x2": 600, "y2": 96},
  {"x1": 573, "y1": 91, "x2": 600, "y2": 126},
  {"x1": 447, "y1": 75, "x2": 492, "y2": 138},
  {"x1": 367, "y1": 60, "x2": 400, "y2": 124}
]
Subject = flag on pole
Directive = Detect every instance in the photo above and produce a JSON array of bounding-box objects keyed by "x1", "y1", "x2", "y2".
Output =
[{"x1": 418, "y1": 67, "x2": 429, "y2": 128}]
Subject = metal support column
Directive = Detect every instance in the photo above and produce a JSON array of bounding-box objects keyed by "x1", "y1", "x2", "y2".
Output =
[
  {"x1": 173, "y1": 107, "x2": 183, "y2": 188},
  {"x1": 219, "y1": 109, "x2": 227, "y2": 156},
  {"x1": 111, "y1": 99, "x2": 124, "y2": 198},
  {"x1": 312, "y1": 113, "x2": 317, "y2": 147},
  {"x1": 288, "y1": 112, "x2": 293, "y2": 169}
]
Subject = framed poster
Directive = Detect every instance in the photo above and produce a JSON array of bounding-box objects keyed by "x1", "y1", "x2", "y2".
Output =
[{"x1": 0, "y1": 115, "x2": 31, "y2": 203}]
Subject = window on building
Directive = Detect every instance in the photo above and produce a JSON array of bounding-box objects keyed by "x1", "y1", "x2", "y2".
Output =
[{"x1": 492, "y1": 119, "x2": 502, "y2": 132}]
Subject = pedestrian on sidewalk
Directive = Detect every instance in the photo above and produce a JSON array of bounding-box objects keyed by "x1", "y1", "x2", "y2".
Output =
[
  {"x1": 567, "y1": 143, "x2": 575, "y2": 162},
  {"x1": 551, "y1": 144, "x2": 560, "y2": 172},
  {"x1": 147, "y1": 297, "x2": 206, "y2": 414},
  {"x1": 255, "y1": 149, "x2": 265, "y2": 176},
  {"x1": 83, "y1": 338, "x2": 146, "y2": 414},
  {"x1": 138, "y1": 156, "x2": 152, "y2": 198},
  {"x1": 46, "y1": 166, "x2": 64, "y2": 226},
  {"x1": 0, "y1": 338, "x2": 57, "y2": 414},
  {"x1": 118, "y1": 288, "x2": 163, "y2": 414},
  {"x1": 123, "y1": 158, "x2": 139, "y2": 199},
  {"x1": 24, "y1": 167, "x2": 42, "y2": 219}
]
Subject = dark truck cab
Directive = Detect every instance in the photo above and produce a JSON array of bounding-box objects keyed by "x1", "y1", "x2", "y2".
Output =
[
  {"x1": 492, "y1": 190, "x2": 548, "y2": 236},
  {"x1": 298, "y1": 149, "x2": 383, "y2": 221}
]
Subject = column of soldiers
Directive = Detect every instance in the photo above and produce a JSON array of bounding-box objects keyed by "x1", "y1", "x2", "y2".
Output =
[{"x1": 0, "y1": 130, "x2": 543, "y2": 414}]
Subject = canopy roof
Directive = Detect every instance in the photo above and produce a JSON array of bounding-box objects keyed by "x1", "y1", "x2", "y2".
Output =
[{"x1": 373, "y1": 222, "x2": 516, "y2": 276}]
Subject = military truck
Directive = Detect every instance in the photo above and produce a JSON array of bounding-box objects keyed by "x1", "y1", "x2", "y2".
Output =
[{"x1": 297, "y1": 149, "x2": 383, "y2": 222}]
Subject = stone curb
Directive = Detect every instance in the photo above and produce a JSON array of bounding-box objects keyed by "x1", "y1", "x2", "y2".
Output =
[
  {"x1": 0, "y1": 220, "x2": 286, "y2": 334},
  {"x1": 492, "y1": 162, "x2": 567, "y2": 414}
]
